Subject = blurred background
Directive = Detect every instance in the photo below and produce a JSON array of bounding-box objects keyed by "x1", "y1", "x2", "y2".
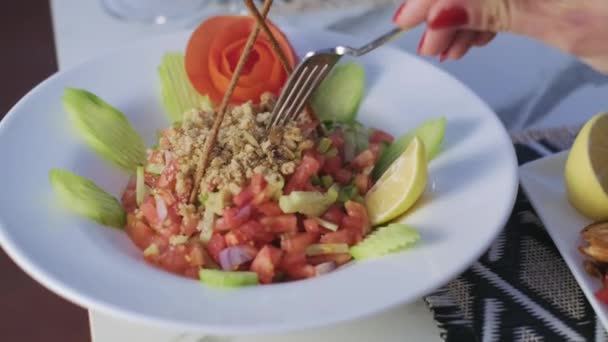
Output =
[{"x1": 2, "y1": 0, "x2": 608, "y2": 341}]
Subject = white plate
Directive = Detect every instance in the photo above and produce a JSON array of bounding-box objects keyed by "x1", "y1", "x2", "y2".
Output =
[
  {"x1": 0, "y1": 28, "x2": 517, "y2": 334},
  {"x1": 519, "y1": 152, "x2": 607, "y2": 330}
]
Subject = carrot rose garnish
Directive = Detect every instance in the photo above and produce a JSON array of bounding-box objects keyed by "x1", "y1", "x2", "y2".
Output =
[{"x1": 185, "y1": 16, "x2": 297, "y2": 105}]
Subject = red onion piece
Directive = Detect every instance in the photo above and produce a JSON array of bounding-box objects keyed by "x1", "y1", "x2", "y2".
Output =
[
  {"x1": 315, "y1": 261, "x2": 337, "y2": 276},
  {"x1": 234, "y1": 205, "x2": 252, "y2": 222},
  {"x1": 155, "y1": 195, "x2": 168, "y2": 221},
  {"x1": 219, "y1": 246, "x2": 255, "y2": 271},
  {"x1": 164, "y1": 151, "x2": 173, "y2": 163}
]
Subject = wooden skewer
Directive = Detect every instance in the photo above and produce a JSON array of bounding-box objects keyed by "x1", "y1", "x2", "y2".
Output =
[
  {"x1": 244, "y1": 0, "x2": 320, "y2": 124},
  {"x1": 244, "y1": 0, "x2": 292, "y2": 74},
  {"x1": 188, "y1": 0, "x2": 274, "y2": 204}
]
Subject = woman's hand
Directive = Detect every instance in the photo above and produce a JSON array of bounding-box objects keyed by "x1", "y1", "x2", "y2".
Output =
[{"x1": 392, "y1": 0, "x2": 608, "y2": 74}]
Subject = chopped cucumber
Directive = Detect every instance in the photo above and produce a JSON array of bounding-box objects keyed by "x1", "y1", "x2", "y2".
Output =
[
  {"x1": 143, "y1": 243, "x2": 159, "y2": 257},
  {"x1": 338, "y1": 184, "x2": 358, "y2": 202},
  {"x1": 350, "y1": 223, "x2": 420, "y2": 260},
  {"x1": 199, "y1": 208, "x2": 215, "y2": 244},
  {"x1": 135, "y1": 166, "x2": 145, "y2": 206},
  {"x1": 372, "y1": 117, "x2": 446, "y2": 180},
  {"x1": 199, "y1": 269, "x2": 259, "y2": 288},
  {"x1": 49, "y1": 169, "x2": 126, "y2": 228},
  {"x1": 317, "y1": 137, "x2": 332, "y2": 154},
  {"x1": 63, "y1": 88, "x2": 146, "y2": 173},
  {"x1": 320, "y1": 175, "x2": 334, "y2": 189},
  {"x1": 313, "y1": 217, "x2": 339, "y2": 231},
  {"x1": 306, "y1": 243, "x2": 350, "y2": 256},
  {"x1": 158, "y1": 52, "x2": 213, "y2": 123},
  {"x1": 145, "y1": 163, "x2": 164, "y2": 175},
  {"x1": 311, "y1": 63, "x2": 365, "y2": 123},
  {"x1": 279, "y1": 185, "x2": 339, "y2": 217}
]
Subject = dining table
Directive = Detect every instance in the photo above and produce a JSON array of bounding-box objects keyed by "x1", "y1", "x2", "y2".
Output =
[{"x1": 2, "y1": 0, "x2": 608, "y2": 341}]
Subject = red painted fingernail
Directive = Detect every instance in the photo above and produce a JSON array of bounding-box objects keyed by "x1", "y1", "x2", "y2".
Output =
[
  {"x1": 439, "y1": 51, "x2": 448, "y2": 62},
  {"x1": 392, "y1": 2, "x2": 407, "y2": 23},
  {"x1": 417, "y1": 31, "x2": 427, "y2": 55},
  {"x1": 429, "y1": 7, "x2": 468, "y2": 29}
]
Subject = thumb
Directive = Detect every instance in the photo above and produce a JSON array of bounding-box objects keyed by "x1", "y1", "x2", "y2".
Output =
[{"x1": 427, "y1": 0, "x2": 552, "y2": 35}]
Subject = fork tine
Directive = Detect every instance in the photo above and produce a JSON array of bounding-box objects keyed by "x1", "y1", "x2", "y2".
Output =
[
  {"x1": 277, "y1": 64, "x2": 324, "y2": 126},
  {"x1": 280, "y1": 64, "x2": 331, "y2": 125},
  {"x1": 269, "y1": 62, "x2": 311, "y2": 128}
]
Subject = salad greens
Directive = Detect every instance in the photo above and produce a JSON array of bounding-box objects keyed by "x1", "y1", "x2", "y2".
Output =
[
  {"x1": 63, "y1": 88, "x2": 146, "y2": 173},
  {"x1": 49, "y1": 169, "x2": 126, "y2": 228},
  {"x1": 158, "y1": 52, "x2": 213, "y2": 123},
  {"x1": 350, "y1": 223, "x2": 420, "y2": 260},
  {"x1": 312, "y1": 63, "x2": 365, "y2": 123}
]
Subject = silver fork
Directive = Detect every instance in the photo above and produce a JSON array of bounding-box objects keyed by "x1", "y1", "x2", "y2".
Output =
[{"x1": 268, "y1": 27, "x2": 406, "y2": 129}]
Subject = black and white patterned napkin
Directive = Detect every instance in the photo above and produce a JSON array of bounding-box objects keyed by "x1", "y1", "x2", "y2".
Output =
[{"x1": 423, "y1": 127, "x2": 606, "y2": 342}]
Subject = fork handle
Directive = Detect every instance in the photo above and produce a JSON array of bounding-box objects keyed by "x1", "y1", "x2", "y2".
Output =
[{"x1": 349, "y1": 27, "x2": 406, "y2": 57}]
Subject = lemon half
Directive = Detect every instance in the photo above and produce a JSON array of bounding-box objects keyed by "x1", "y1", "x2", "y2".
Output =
[
  {"x1": 565, "y1": 112, "x2": 608, "y2": 220},
  {"x1": 365, "y1": 136, "x2": 428, "y2": 226}
]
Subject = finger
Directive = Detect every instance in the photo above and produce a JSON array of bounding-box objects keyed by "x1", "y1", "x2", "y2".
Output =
[
  {"x1": 393, "y1": 0, "x2": 438, "y2": 30},
  {"x1": 419, "y1": 28, "x2": 458, "y2": 56},
  {"x1": 473, "y1": 31, "x2": 496, "y2": 46},
  {"x1": 427, "y1": 0, "x2": 510, "y2": 31},
  {"x1": 440, "y1": 30, "x2": 477, "y2": 61}
]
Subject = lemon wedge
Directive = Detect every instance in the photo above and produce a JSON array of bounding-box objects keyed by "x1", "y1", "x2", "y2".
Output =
[
  {"x1": 365, "y1": 136, "x2": 428, "y2": 226},
  {"x1": 565, "y1": 112, "x2": 608, "y2": 220}
]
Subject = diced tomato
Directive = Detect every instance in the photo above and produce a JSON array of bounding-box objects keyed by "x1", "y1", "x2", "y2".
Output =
[
  {"x1": 334, "y1": 168, "x2": 353, "y2": 184},
  {"x1": 328, "y1": 130, "x2": 344, "y2": 148},
  {"x1": 303, "y1": 150, "x2": 326, "y2": 170},
  {"x1": 281, "y1": 232, "x2": 319, "y2": 253},
  {"x1": 286, "y1": 155, "x2": 321, "y2": 193},
  {"x1": 187, "y1": 243, "x2": 206, "y2": 267},
  {"x1": 183, "y1": 267, "x2": 200, "y2": 279},
  {"x1": 370, "y1": 130, "x2": 394, "y2": 144},
  {"x1": 250, "y1": 173, "x2": 267, "y2": 193},
  {"x1": 303, "y1": 218, "x2": 320, "y2": 234},
  {"x1": 280, "y1": 252, "x2": 307, "y2": 269},
  {"x1": 158, "y1": 246, "x2": 190, "y2": 274},
  {"x1": 126, "y1": 214, "x2": 156, "y2": 249},
  {"x1": 157, "y1": 159, "x2": 179, "y2": 189},
  {"x1": 147, "y1": 150, "x2": 164, "y2": 164},
  {"x1": 352, "y1": 149, "x2": 376, "y2": 170},
  {"x1": 233, "y1": 189, "x2": 255, "y2": 207},
  {"x1": 238, "y1": 221, "x2": 274, "y2": 244},
  {"x1": 217, "y1": 205, "x2": 252, "y2": 231},
  {"x1": 341, "y1": 216, "x2": 364, "y2": 244},
  {"x1": 256, "y1": 202, "x2": 283, "y2": 217},
  {"x1": 354, "y1": 174, "x2": 370, "y2": 195},
  {"x1": 285, "y1": 263, "x2": 316, "y2": 280},
  {"x1": 596, "y1": 287, "x2": 608, "y2": 304},
  {"x1": 225, "y1": 229, "x2": 251, "y2": 246},
  {"x1": 121, "y1": 180, "x2": 137, "y2": 213},
  {"x1": 345, "y1": 200, "x2": 371, "y2": 235},
  {"x1": 144, "y1": 174, "x2": 159, "y2": 188},
  {"x1": 299, "y1": 120, "x2": 319, "y2": 135},
  {"x1": 140, "y1": 195, "x2": 160, "y2": 227},
  {"x1": 207, "y1": 233, "x2": 226, "y2": 263},
  {"x1": 260, "y1": 215, "x2": 298, "y2": 233},
  {"x1": 322, "y1": 205, "x2": 345, "y2": 225},
  {"x1": 251, "y1": 245, "x2": 283, "y2": 284},
  {"x1": 322, "y1": 155, "x2": 342, "y2": 175},
  {"x1": 320, "y1": 229, "x2": 353, "y2": 245},
  {"x1": 369, "y1": 143, "x2": 384, "y2": 159},
  {"x1": 181, "y1": 213, "x2": 199, "y2": 236},
  {"x1": 307, "y1": 253, "x2": 352, "y2": 266},
  {"x1": 169, "y1": 202, "x2": 183, "y2": 222}
]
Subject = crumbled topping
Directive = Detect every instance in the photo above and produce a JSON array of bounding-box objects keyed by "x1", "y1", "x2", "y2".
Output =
[{"x1": 158, "y1": 93, "x2": 314, "y2": 197}]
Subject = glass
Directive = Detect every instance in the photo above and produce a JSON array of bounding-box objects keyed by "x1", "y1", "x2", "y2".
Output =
[{"x1": 100, "y1": 0, "x2": 245, "y2": 25}]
